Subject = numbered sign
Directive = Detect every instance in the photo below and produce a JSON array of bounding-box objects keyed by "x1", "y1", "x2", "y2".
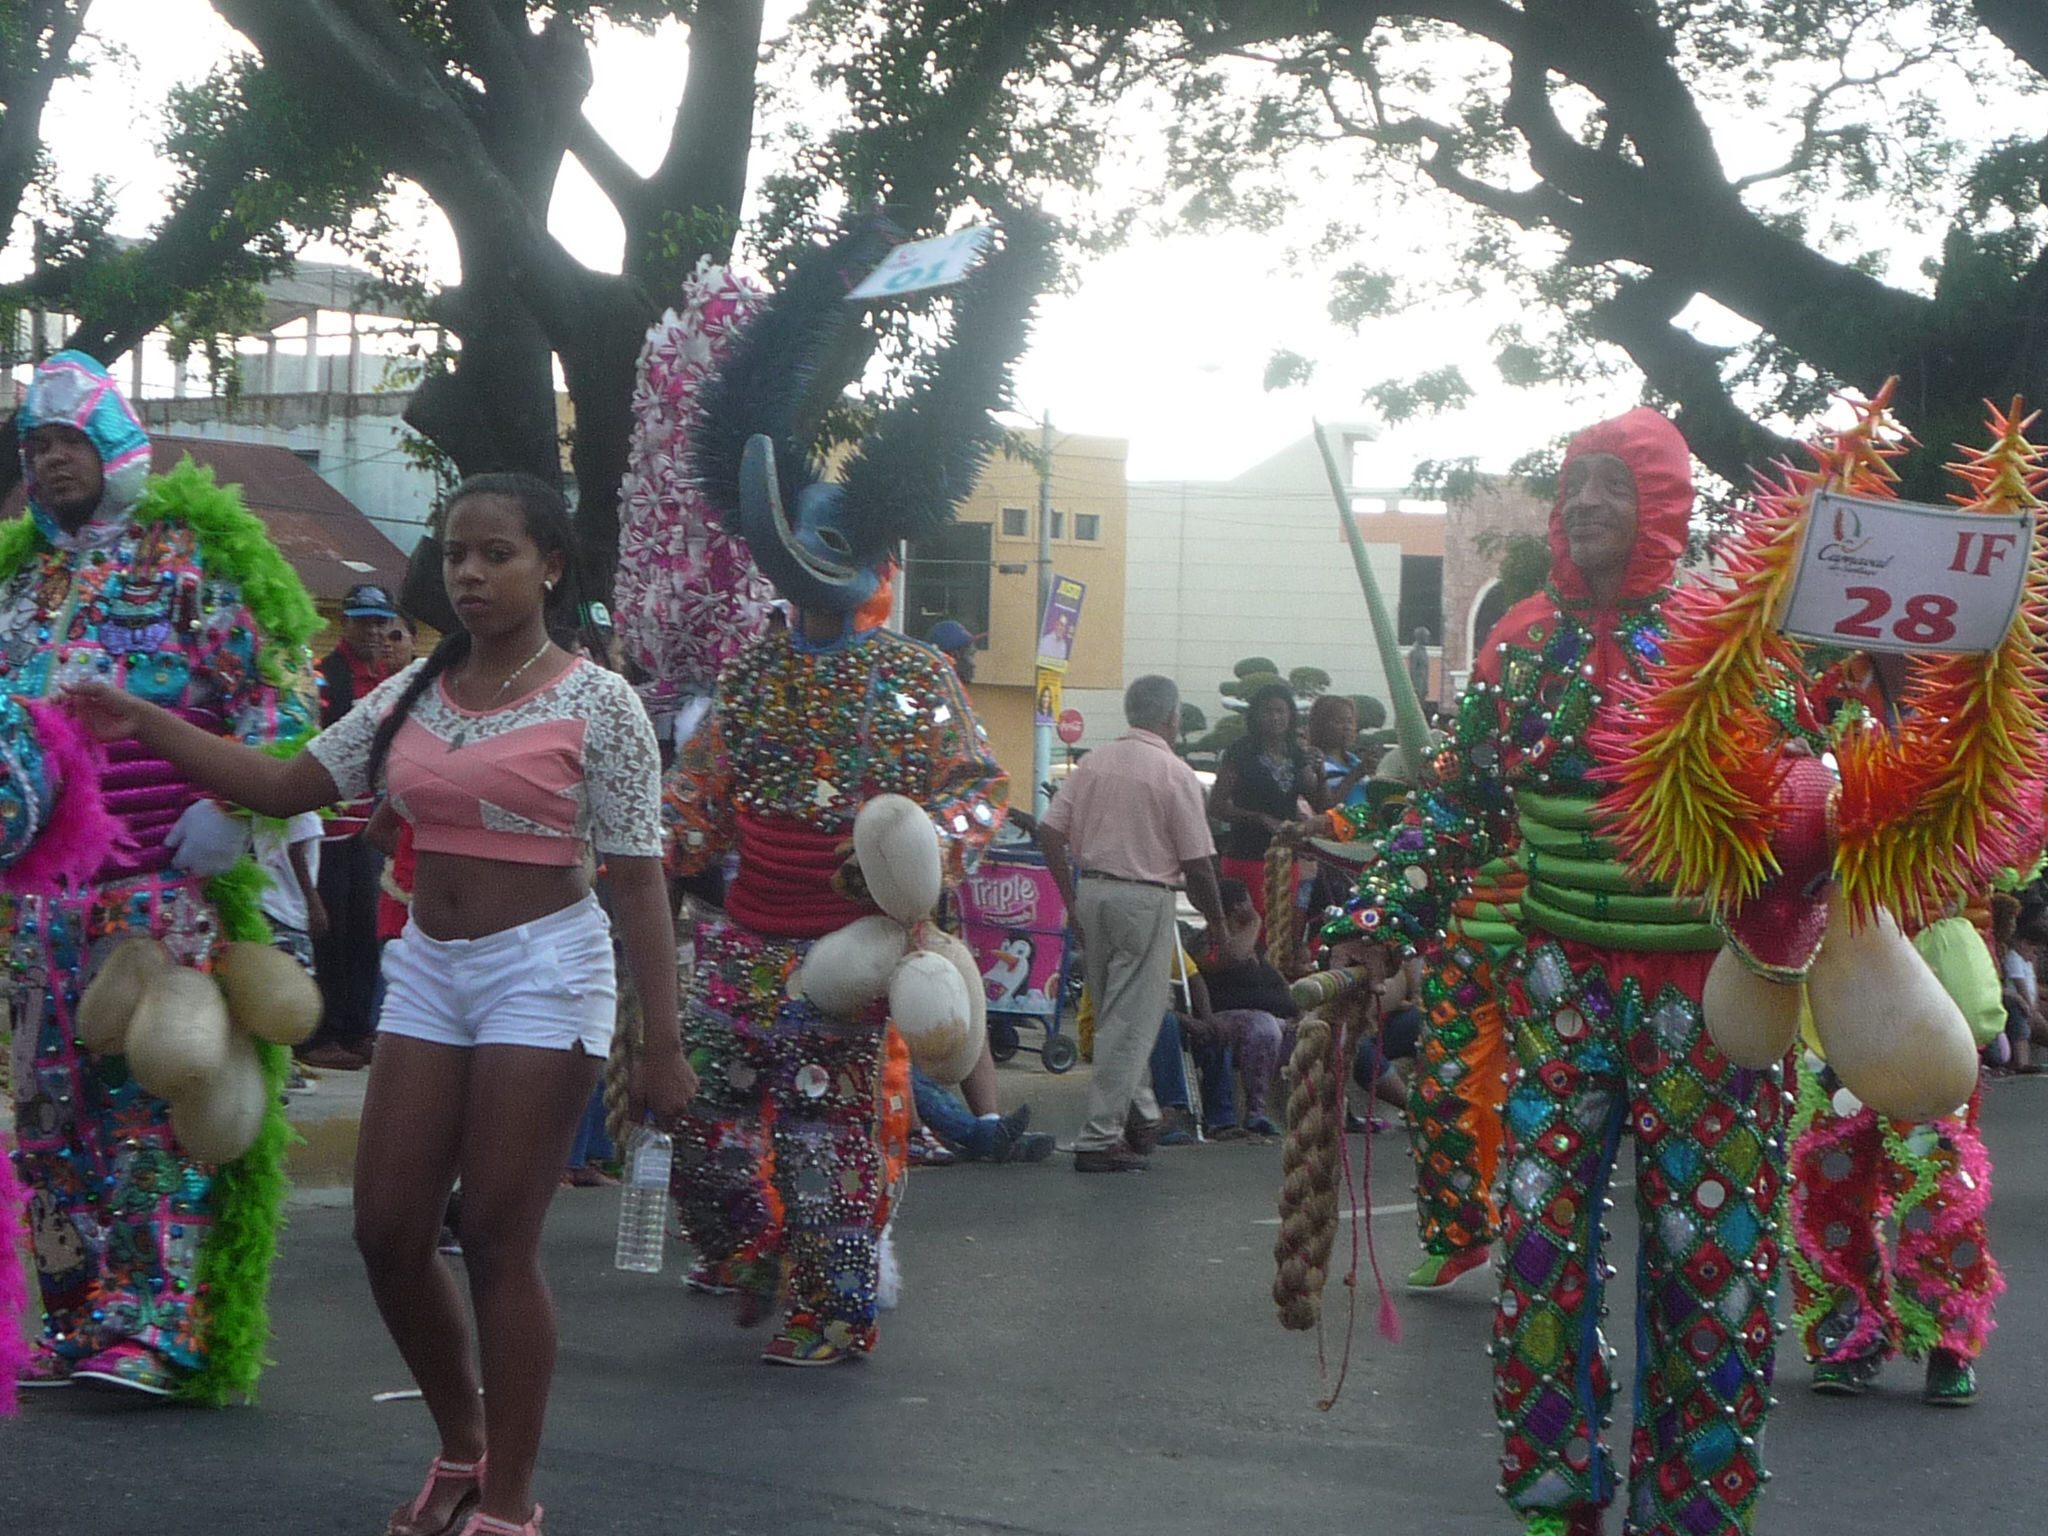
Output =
[
  {"x1": 848, "y1": 227, "x2": 991, "y2": 301},
  {"x1": 1777, "y1": 491, "x2": 2033, "y2": 655}
]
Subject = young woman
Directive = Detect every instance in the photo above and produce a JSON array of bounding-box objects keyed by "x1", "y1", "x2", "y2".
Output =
[
  {"x1": 69, "y1": 473, "x2": 695, "y2": 1536},
  {"x1": 1207, "y1": 680, "x2": 1320, "y2": 938}
]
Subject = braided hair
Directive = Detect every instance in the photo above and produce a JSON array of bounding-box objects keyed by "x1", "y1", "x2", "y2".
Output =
[{"x1": 363, "y1": 472, "x2": 580, "y2": 790}]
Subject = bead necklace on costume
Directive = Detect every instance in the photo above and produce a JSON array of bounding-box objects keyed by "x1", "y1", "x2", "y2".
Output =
[{"x1": 447, "y1": 637, "x2": 552, "y2": 749}]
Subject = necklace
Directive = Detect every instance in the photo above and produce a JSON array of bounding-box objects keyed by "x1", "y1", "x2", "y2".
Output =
[{"x1": 448, "y1": 638, "x2": 552, "y2": 748}]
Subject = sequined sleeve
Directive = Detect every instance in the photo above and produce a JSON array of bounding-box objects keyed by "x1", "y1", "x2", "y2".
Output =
[
  {"x1": 919, "y1": 659, "x2": 1009, "y2": 882},
  {"x1": 662, "y1": 708, "x2": 737, "y2": 877},
  {"x1": 213, "y1": 594, "x2": 321, "y2": 752},
  {"x1": 1326, "y1": 679, "x2": 1511, "y2": 948},
  {"x1": 581, "y1": 666, "x2": 665, "y2": 859}
]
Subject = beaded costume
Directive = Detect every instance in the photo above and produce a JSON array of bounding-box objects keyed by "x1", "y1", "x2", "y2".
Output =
[
  {"x1": 3, "y1": 353, "x2": 318, "y2": 1404},
  {"x1": 659, "y1": 214, "x2": 1043, "y2": 1364},
  {"x1": 1406, "y1": 858, "x2": 1521, "y2": 1273},
  {"x1": 663, "y1": 626, "x2": 1005, "y2": 1355},
  {"x1": 1331, "y1": 410, "x2": 1787, "y2": 1536}
]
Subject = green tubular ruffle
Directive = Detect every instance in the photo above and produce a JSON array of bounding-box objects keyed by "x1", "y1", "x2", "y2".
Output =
[
  {"x1": 1516, "y1": 791, "x2": 1601, "y2": 830},
  {"x1": 177, "y1": 859, "x2": 291, "y2": 1406},
  {"x1": 1520, "y1": 890, "x2": 1723, "y2": 952},
  {"x1": 1530, "y1": 883, "x2": 1701, "y2": 925},
  {"x1": 1524, "y1": 849, "x2": 1642, "y2": 893},
  {"x1": 1454, "y1": 918, "x2": 1523, "y2": 949}
]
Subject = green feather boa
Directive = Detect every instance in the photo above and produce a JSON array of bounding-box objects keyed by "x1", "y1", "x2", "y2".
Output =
[
  {"x1": 176, "y1": 860, "x2": 295, "y2": 1407},
  {"x1": 0, "y1": 454, "x2": 321, "y2": 682}
]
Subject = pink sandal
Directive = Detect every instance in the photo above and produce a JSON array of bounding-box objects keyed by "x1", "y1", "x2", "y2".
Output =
[
  {"x1": 387, "y1": 1455, "x2": 484, "y2": 1536},
  {"x1": 456, "y1": 1507, "x2": 544, "y2": 1536}
]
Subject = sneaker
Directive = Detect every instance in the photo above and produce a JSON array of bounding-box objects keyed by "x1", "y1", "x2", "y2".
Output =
[
  {"x1": 1074, "y1": 1145, "x2": 1149, "y2": 1173},
  {"x1": 71, "y1": 1341, "x2": 179, "y2": 1397},
  {"x1": 1006, "y1": 1130, "x2": 1056, "y2": 1163},
  {"x1": 1407, "y1": 1246, "x2": 1491, "y2": 1291},
  {"x1": 907, "y1": 1127, "x2": 958, "y2": 1166},
  {"x1": 17, "y1": 1344, "x2": 74, "y2": 1389},
  {"x1": 1243, "y1": 1115, "x2": 1280, "y2": 1139},
  {"x1": 685, "y1": 1261, "x2": 738, "y2": 1296},
  {"x1": 437, "y1": 1227, "x2": 464, "y2": 1257},
  {"x1": 1811, "y1": 1350, "x2": 1884, "y2": 1396},
  {"x1": 762, "y1": 1317, "x2": 873, "y2": 1366},
  {"x1": 1156, "y1": 1107, "x2": 1197, "y2": 1146},
  {"x1": 1923, "y1": 1348, "x2": 1977, "y2": 1405}
]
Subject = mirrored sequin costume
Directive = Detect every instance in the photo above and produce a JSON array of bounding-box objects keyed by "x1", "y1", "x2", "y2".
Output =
[
  {"x1": 664, "y1": 625, "x2": 1005, "y2": 1356},
  {"x1": 3, "y1": 353, "x2": 318, "y2": 1401},
  {"x1": 1329, "y1": 410, "x2": 1789, "y2": 1536}
]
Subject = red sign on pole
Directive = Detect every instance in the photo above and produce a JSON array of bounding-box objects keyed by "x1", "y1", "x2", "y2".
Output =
[{"x1": 1056, "y1": 708, "x2": 1085, "y2": 745}]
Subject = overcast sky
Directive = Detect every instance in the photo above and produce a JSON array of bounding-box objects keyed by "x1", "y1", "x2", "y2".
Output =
[{"x1": 33, "y1": 1, "x2": 1958, "y2": 487}]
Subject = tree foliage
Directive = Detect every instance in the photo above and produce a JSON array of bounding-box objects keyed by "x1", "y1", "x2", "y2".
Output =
[{"x1": 1091, "y1": 0, "x2": 2048, "y2": 498}]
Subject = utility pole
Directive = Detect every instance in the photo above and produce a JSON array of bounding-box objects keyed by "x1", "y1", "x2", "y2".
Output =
[{"x1": 1032, "y1": 412, "x2": 1054, "y2": 817}]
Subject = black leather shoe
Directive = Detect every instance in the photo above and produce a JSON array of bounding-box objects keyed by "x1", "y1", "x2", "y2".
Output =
[{"x1": 1074, "y1": 1145, "x2": 1149, "y2": 1173}]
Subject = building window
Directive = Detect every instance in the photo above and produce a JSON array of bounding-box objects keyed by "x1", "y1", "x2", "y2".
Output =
[
  {"x1": 1074, "y1": 512, "x2": 1100, "y2": 542},
  {"x1": 1397, "y1": 553, "x2": 1444, "y2": 646},
  {"x1": 903, "y1": 521, "x2": 992, "y2": 648},
  {"x1": 1000, "y1": 506, "x2": 1028, "y2": 538},
  {"x1": 1049, "y1": 509, "x2": 1065, "y2": 540}
]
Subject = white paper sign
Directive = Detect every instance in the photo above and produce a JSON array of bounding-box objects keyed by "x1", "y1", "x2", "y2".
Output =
[
  {"x1": 1777, "y1": 491, "x2": 2033, "y2": 654},
  {"x1": 848, "y1": 227, "x2": 991, "y2": 301}
]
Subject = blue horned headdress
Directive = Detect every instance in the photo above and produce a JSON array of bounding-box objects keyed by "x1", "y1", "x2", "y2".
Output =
[{"x1": 688, "y1": 211, "x2": 1056, "y2": 615}]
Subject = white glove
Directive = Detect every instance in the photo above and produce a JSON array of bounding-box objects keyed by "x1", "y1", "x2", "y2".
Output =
[{"x1": 164, "y1": 799, "x2": 252, "y2": 878}]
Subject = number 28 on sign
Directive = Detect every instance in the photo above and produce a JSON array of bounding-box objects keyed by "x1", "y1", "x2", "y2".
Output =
[{"x1": 1777, "y1": 491, "x2": 2034, "y2": 656}]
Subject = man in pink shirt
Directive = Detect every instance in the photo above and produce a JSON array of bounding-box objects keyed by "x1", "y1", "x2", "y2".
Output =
[{"x1": 1039, "y1": 675, "x2": 1225, "y2": 1171}]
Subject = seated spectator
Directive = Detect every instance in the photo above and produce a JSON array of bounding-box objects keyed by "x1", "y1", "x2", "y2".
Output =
[
  {"x1": 911, "y1": 1067, "x2": 1052, "y2": 1162},
  {"x1": 1353, "y1": 952, "x2": 1425, "y2": 1131},
  {"x1": 2000, "y1": 911, "x2": 2048, "y2": 1074},
  {"x1": 1193, "y1": 880, "x2": 1302, "y2": 1137}
]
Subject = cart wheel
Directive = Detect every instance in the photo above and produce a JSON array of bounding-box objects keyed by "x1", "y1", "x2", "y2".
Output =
[
  {"x1": 988, "y1": 1017, "x2": 1019, "y2": 1063},
  {"x1": 1042, "y1": 1033, "x2": 1080, "y2": 1074}
]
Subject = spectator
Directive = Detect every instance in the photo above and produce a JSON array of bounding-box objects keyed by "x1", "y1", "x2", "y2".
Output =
[
  {"x1": 1193, "y1": 879, "x2": 1301, "y2": 1137},
  {"x1": 383, "y1": 611, "x2": 418, "y2": 673},
  {"x1": 909, "y1": 1069, "x2": 1051, "y2": 1162},
  {"x1": 2001, "y1": 917, "x2": 2048, "y2": 1074},
  {"x1": 1039, "y1": 675, "x2": 1224, "y2": 1172},
  {"x1": 1208, "y1": 680, "x2": 1318, "y2": 941},
  {"x1": 926, "y1": 617, "x2": 980, "y2": 685},
  {"x1": 1352, "y1": 951, "x2": 1425, "y2": 1131},
  {"x1": 301, "y1": 581, "x2": 400, "y2": 1070}
]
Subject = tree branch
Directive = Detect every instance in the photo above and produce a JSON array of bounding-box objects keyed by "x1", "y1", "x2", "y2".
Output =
[
  {"x1": 568, "y1": 112, "x2": 648, "y2": 227},
  {"x1": 0, "y1": 0, "x2": 92, "y2": 243}
]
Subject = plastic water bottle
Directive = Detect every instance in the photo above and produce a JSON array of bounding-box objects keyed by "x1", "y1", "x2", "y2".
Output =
[{"x1": 612, "y1": 1127, "x2": 672, "y2": 1274}]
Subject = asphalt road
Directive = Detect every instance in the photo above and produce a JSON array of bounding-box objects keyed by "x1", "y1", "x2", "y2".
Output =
[{"x1": 7, "y1": 1072, "x2": 2048, "y2": 1536}]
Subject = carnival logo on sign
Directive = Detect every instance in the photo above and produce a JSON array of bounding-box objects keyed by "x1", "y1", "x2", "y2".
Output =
[{"x1": 1813, "y1": 500, "x2": 1893, "y2": 575}]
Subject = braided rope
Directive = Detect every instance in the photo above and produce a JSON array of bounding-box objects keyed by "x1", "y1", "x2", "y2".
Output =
[{"x1": 1265, "y1": 835, "x2": 1303, "y2": 976}]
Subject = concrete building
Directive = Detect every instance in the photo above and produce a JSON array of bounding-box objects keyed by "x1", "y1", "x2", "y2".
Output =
[
  {"x1": 1065, "y1": 424, "x2": 1446, "y2": 749},
  {"x1": 1442, "y1": 475, "x2": 1553, "y2": 697},
  {"x1": 901, "y1": 431, "x2": 1129, "y2": 791}
]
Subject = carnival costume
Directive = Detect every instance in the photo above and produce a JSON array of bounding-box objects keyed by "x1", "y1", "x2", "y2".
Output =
[
  {"x1": 1331, "y1": 410, "x2": 1787, "y2": 1536},
  {"x1": 2, "y1": 352, "x2": 319, "y2": 1405},
  {"x1": 662, "y1": 217, "x2": 1046, "y2": 1364},
  {"x1": 1403, "y1": 856, "x2": 1521, "y2": 1287}
]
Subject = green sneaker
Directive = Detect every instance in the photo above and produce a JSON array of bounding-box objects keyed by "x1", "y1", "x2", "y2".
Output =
[
  {"x1": 1406, "y1": 1245, "x2": 1490, "y2": 1291},
  {"x1": 1923, "y1": 1348, "x2": 1977, "y2": 1405},
  {"x1": 1810, "y1": 1350, "x2": 1883, "y2": 1396}
]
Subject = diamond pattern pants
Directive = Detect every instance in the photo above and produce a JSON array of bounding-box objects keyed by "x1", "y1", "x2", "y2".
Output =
[
  {"x1": 1788, "y1": 1066, "x2": 2002, "y2": 1367},
  {"x1": 1410, "y1": 933, "x2": 1512, "y2": 1258},
  {"x1": 1493, "y1": 940, "x2": 1784, "y2": 1536}
]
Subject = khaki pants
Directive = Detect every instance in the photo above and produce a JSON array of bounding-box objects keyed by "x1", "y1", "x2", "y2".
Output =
[{"x1": 1074, "y1": 878, "x2": 1178, "y2": 1151}]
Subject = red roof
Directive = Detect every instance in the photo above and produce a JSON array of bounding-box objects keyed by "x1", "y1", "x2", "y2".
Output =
[
  {"x1": 153, "y1": 437, "x2": 409, "y2": 602},
  {"x1": 5, "y1": 435, "x2": 410, "y2": 603}
]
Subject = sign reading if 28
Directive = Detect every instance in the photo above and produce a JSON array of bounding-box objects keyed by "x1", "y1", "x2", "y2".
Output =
[{"x1": 1777, "y1": 493, "x2": 2033, "y2": 655}]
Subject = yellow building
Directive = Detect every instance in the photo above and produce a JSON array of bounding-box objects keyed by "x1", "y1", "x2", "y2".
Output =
[{"x1": 899, "y1": 432, "x2": 1128, "y2": 797}]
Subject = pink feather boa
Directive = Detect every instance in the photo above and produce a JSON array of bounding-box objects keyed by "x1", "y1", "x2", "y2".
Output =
[
  {"x1": 1, "y1": 700, "x2": 124, "y2": 895},
  {"x1": 0, "y1": 1143, "x2": 28, "y2": 1415}
]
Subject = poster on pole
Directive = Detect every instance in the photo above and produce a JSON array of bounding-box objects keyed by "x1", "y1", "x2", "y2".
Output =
[
  {"x1": 1777, "y1": 491, "x2": 2033, "y2": 655},
  {"x1": 1034, "y1": 667, "x2": 1063, "y2": 726},
  {"x1": 1035, "y1": 575, "x2": 1086, "y2": 673},
  {"x1": 848, "y1": 227, "x2": 991, "y2": 301}
]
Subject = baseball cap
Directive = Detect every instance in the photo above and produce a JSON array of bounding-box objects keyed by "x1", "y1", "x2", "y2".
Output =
[
  {"x1": 341, "y1": 583, "x2": 399, "y2": 619},
  {"x1": 926, "y1": 619, "x2": 979, "y2": 652}
]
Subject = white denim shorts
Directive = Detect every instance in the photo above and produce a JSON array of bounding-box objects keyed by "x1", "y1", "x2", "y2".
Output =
[{"x1": 378, "y1": 892, "x2": 617, "y2": 1055}]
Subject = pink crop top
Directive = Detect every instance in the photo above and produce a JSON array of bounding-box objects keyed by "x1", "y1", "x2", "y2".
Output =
[{"x1": 307, "y1": 656, "x2": 663, "y2": 866}]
